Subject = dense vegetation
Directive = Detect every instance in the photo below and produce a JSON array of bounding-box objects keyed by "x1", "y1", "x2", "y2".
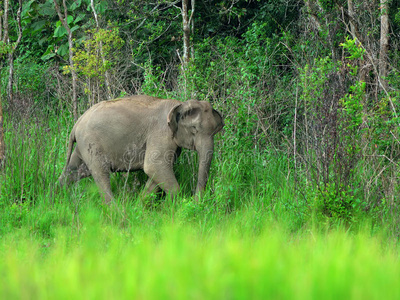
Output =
[{"x1": 1, "y1": 0, "x2": 400, "y2": 297}]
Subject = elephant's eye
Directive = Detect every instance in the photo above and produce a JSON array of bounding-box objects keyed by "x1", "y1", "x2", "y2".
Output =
[{"x1": 191, "y1": 126, "x2": 198, "y2": 134}]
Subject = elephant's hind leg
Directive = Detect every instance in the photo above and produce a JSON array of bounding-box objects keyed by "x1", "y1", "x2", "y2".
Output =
[
  {"x1": 59, "y1": 149, "x2": 91, "y2": 186},
  {"x1": 87, "y1": 161, "x2": 114, "y2": 203}
]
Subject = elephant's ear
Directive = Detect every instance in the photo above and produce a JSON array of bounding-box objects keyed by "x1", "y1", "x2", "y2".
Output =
[
  {"x1": 167, "y1": 102, "x2": 201, "y2": 136},
  {"x1": 167, "y1": 104, "x2": 181, "y2": 136},
  {"x1": 212, "y1": 109, "x2": 224, "y2": 134}
]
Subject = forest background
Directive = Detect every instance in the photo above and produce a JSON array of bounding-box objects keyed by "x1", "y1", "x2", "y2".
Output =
[{"x1": 1, "y1": 0, "x2": 400, "y2": 297}]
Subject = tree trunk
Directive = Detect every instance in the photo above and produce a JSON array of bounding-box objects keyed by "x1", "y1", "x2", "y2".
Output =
[
  {"x1": 7, "y1": 53, "x2": 15, "y2": 104},
  {"x1": 0, "y1": 0, "x2": 10, "y2": 168},
  {"x1": 0, "y1": 3, "x2": 3, "y2": 41},
  {"x1": 5, "y1": 0, "x2": 22, "y2": 106},
  {"x1": 0, "y1": 96, "x2": 4, "y2": 167},
  {"x1": 190, "y1": 0, "x2": 195, "y2": 60},
  {"x1": 379, "y1": 0, "x2": 390, "y2": 90},
  {"x1": 53, "y1": 0, "x2": 78, "y2": 121},
  {"x1": 182, "y1": 0, "x2": 190, "y2": 67},
  {"x1": 2, "y1": 0, "x2": 9, "y2": 43},
  {"x1": 347, "y1": 0, "x2": 357, "y2": 40},
  {"x1": 304, "y1": 0, "x2": 322, "y2": 32},
  {"x1": 90, "y1": 0, "x2": 112, "y2": 100}
]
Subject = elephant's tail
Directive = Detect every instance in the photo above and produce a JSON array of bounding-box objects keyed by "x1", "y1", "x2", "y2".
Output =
[
  {"x1": 57, "y1": 125, "x2": 77, "y2": 186},
  {"x1": 65, "y1": 125, "x2": 76, "y2": 166}
]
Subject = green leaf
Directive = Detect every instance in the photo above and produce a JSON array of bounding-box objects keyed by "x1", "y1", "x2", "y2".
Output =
[
  {"x1": 54, "y1": 25, "x2": 68, "y2": 38},
  {"x1": 71, "y1": 25, "x2": 80, "y2": 33},
  {"x1": 41, "y1": 52, "x2": 56, "y2": 61},
  {"x1": 31, "y1": 20, "x2": 47, "y2": 33},
  {"x1": 41, "y1": 45, "x2": 55, "y2": 60},
  {"x1": 70, "y1": 0, "x2": 82, "y2": 10},
  {"x1": 22, "y1": 0, "x2": 36, "y2": 18},
  {"x1": 67, "y1": 15, "x2": 74, "y2": 25},
  {"x1": 39, "y1": 1, "x2": 55, "y2": 16},
  {"x1": 96, "y1": 0, "x2": 108, "y2": 14},
  {"x1": 39, "y1": 37, "x2": 48, "y2": 46},
  {"x1": 74, "y1": 13, "x2": 86, "y2": 24},
  {"x1": 57, "y1": 43, "x2": 69, "y2": 56}
]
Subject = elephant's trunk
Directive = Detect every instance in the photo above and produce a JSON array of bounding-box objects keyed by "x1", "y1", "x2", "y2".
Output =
[{"x1": 195, "y1": 138, "x2": 214, "y2": 198}]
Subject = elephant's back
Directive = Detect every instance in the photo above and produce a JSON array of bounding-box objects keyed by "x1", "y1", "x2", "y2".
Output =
[
  {"x1": 101, "y1": 95, "x2": 179, "y2": 108},
  {"x1": 77, "y1": 95, "x2": 178, "y2": 136}
]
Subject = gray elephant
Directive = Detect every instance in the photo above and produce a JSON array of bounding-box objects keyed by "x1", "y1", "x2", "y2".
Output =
[{"x1": 58, "y1": 95, "x2": 224, "y2": 202}]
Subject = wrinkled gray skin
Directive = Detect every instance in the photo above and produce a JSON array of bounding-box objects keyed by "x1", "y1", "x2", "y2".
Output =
[{"x1": 58, "y1": 95, "x2": 224, "y2": 203}]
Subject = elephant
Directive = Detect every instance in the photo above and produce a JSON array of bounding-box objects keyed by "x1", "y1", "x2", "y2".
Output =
[{"x1": 58, "y1": 95, "x2": 224, "y2": 203}]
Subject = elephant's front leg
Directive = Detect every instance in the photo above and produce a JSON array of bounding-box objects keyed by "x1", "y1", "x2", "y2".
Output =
[
  {"x1": 144, "y1": 178, "x2": 161, "y2": 195},
  {"x1": 143, "y1": 151, "x2": 179, "y2": 199}
]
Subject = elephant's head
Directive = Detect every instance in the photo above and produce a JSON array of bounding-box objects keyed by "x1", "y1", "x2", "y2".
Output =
[{"x1": 167, "y1": 100, "x2": 224, "y2": 195}]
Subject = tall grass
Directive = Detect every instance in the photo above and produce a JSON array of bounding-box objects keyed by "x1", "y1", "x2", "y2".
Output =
[{"x1": 0, "y1": 107, "x2": 297, "y2": 237}]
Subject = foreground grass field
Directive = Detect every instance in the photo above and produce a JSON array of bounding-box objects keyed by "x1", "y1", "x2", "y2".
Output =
[{"x1": 1, "y1": 211, "x2": 399, "y2": 299}]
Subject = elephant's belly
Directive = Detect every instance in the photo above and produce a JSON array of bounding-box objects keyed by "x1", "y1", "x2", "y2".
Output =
[{"x1": 109, "y1": 147, "x2": 146, "y2": 172}]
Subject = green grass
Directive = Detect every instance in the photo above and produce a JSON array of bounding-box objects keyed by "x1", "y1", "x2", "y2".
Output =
[
  {"x1": 1, "y1": 112, "x2": 400, "y2": 299},
  {"x1": 1, "y1": 217, "x2": 400, "y2": 299}
]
